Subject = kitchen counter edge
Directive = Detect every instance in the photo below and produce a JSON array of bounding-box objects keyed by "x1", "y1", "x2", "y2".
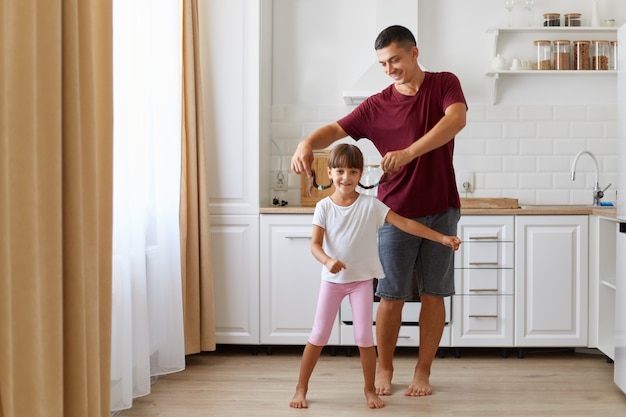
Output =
[{"x1": 260, "y1": 206, "x2": 617, "y2": 217}]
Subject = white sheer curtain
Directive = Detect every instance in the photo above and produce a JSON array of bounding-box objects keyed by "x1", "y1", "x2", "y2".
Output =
[{"x1": 110, "y1": 0, "x2": 186, "y2": 412}]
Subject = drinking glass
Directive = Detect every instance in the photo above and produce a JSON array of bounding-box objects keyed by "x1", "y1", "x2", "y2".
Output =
[
  {"x1": 524, "y1": 0, "x2": 535, "y2": 26},
  {"x1": 504, "y1": 0, "x2": 516, "y2": 27}
]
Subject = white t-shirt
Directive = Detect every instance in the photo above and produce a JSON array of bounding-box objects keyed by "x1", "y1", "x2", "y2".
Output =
[{"x1": 312, "y1": 194, "x2": 390, "y2": 284}]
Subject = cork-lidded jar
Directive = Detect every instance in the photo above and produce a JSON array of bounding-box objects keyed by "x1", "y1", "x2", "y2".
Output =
[
  {"x1": 553, "y1": 40, "x2": 571, "y2": 70},
  {"x1": 534, "y1": 40, "x2": 552, "y2": 70},
  {"x1": 592, "y1": 40, "x2": 610, "y2": 70},
  {"x1": 543, "y1": 13, "x2": 560, "y2": 26},
  {"x1": 573, "y1": 40, "x2": 591, "y2": 70}
]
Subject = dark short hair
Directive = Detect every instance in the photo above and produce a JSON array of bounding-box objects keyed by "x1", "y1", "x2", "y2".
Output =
[
  {"x1": 327, "y1": 144, "x2": 364, "y2": 171},
  {"x1": 374, "y1": 25, "x2": 416, "y2": 51}
]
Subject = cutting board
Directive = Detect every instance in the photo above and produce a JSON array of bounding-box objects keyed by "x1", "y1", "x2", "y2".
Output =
[
  {"x1": 300, "y1": 150, "x2": 334, "y2": 206},
  {"x1": 460, "y1": 198, "x2": 519, "y2": 209}
]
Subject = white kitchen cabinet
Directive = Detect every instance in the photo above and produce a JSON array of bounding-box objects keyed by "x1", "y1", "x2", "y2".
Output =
[
  {"x1": 211, "y1": 215, "x2": 260, "y2": 344},
  {"x1": 486, "y1": 26, "x2": 617, "y2": 104},
  {"x1": 198, "y1": 1, "x2": 266, "y2": 346},
  {"x1": 515, "y1": 215, "x2": 588, "y2": 347},
  {"x1": 199, "y1": 0, "x2": 261, "y2": 215},
  {"x1": 452, "y1": 216, "x2": 515, "y2": 347},
  {"x1": 588, "y1": 215, "x2": 618, "y2": 360},
  {"x1": 260, "y1": 214, "x2": 339, "y2": 345}
]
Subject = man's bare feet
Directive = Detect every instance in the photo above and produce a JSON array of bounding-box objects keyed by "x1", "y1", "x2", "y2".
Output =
[
  {"x1": 365, "y1": 389, "x2": 385, "y2": 409},
  {"x1": 289, "y1": 387, "x2": 308, "y2": 408},
  {"x1": 404, "y1": 369, "x2": 433, "y2": 397},
  {"x1": 375, "y1": 368, "x2": 393, "y2": 396}
]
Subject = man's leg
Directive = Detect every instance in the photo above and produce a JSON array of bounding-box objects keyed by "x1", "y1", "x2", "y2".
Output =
[
  {"x1": 404, "y1": 294, "x2": 445, "y2": 396},
  {"x1": 374, "y1": 298, "x2": 404, "y2": 395}
]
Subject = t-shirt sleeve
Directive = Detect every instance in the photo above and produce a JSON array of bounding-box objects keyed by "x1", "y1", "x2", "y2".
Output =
[
  {"x1": 441, "y1": 72, "x2": 468, "y2": 112},
  {"x1": 372, "y1": 197, "x2": 391, "y2": 228},
  {"x1": 312, "y1": 198, "x2": 327, "y2": 229}
]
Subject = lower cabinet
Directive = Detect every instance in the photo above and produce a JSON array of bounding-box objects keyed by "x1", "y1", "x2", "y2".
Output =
[
  {"x1": 254, "y1": 213, "x2": 591, "y2": 349},
  {"x1": 211, "y1": 215, "x2": 260, "y2": 344},
  {"x1": 452, "y1": 216, "x2": 515, "y2": 347},
  {"x1": 260, "y1": 214, "x2": 340, "y2": 345},
  {"x1": 515, "y1": 215, "x2": 589, "y2": 347}
]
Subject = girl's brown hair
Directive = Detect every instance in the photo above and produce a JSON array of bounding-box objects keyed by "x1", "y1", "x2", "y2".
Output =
[{"x1": 307, "y1": 144, "x2": 387, "y2": 193}]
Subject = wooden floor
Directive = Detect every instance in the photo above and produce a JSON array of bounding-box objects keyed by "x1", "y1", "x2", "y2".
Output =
[{"x1": 118, "y1": 345, "x2": 626, "y2": 417}]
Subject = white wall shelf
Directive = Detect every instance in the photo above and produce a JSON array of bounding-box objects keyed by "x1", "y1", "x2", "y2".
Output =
[{"x1": 486, "y1": 26, "x2": 618, "y2": 104}]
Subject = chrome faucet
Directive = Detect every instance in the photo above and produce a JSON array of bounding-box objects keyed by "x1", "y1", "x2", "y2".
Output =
[{"x1": 570, "y1": 150, "x2": 611, "y2": 206}]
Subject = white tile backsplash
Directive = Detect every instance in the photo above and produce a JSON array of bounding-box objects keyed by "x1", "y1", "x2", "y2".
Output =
[{"x1": 270, "y1": 103, "x2": 618, "y2": 207}]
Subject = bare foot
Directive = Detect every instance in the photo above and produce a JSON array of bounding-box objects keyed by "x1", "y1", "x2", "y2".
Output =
[
  {"x1": 375, "y1": 368, "x2": 393, "y2": 396},
  {"x1": 404, "y1": 370, "x2": 432, "y2": 397},
  {"x1": 365, "y1": 389, "x2": 385, "y2": 409},
  {"x1": 289, "y1": 387, "x2": 308, "y2": 408}
]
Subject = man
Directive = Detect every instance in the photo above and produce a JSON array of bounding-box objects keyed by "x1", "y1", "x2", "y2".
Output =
[{"x1": 290, "y1": 25, "x2": 467, "y2": 397}]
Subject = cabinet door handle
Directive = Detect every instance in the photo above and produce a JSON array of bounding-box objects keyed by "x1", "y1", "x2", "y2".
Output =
[
  {"x1": 397, "y1": 335, "x2": 412, "y2": 339},
  {"x1": 601, "y1": 280, "x2": 617, "y2": 290},
  {"x1": 470, "y1": 289, "x2": 499, "y2": 292},
  {"x1": 468, "y1": 314, "x2": 498, "y2": 318},
  {"x1": 468, "y1": 236, "x2": 499, "y2": 240},
  {"x1": 284, "y1": 235, "x2": 312, "y2": 239},
  {"x1": 469, "y1": 262, "x2": 500, "y2": 266}
]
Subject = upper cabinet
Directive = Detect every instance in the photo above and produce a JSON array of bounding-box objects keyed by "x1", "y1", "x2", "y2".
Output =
[
  {"x1": 198, "y1": 0, "x2": 262, "y2": 214},
  {"x1": 486, "y1": 26, "x2": 618, "y2": 104}
]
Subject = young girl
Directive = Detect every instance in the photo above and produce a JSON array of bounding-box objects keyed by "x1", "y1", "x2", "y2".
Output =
[{"x1": 289, "y1": 144, "x2": 461, "y2": 409}]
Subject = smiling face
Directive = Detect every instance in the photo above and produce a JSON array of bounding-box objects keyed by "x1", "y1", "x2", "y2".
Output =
[
  {"x1": 326, "y1": 144, "x2": 364, "y2": 197},
  {"x1": 327, "y1": 166, "x2": 362, "y2": 194},
  {"x1": 376, "y1": 41, "x2": 419, "y2": 85}
]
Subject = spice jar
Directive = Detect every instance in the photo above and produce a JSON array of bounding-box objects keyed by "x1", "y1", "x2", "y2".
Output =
[
  {"x1": 534, "y1": 40, "x2": 552, "y2": 70},
  {"x1": 592, "y1": 40, "x2": 610, "y2": 70},
  {"x1": 564, "y1": 13, "x2": 582, "y2": 27},
  {"x1": 543, "y1": 13, "x2": 560, "y2": 26},
  {"x1": 609, "y1": 40, "x2": 618, "y2": 70},
  {"x1": 553, "y1": 40, "x2": 571, "y2": 70},
  {"x1": 573, "y1": 40, "x2": 591, "y2": 70}
]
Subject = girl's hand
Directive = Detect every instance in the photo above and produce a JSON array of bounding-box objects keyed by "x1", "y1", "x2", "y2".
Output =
[
  {"x1": 442, "y1": 236, "x2": 461, "y2": 251},
  {"x1": 324, "y1": 258, "x2": 346, "y2": 274}
]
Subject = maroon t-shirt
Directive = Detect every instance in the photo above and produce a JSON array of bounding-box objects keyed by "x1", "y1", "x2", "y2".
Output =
[{"x1": 337, "y1": 71, "x2": 467, "y2": 218}]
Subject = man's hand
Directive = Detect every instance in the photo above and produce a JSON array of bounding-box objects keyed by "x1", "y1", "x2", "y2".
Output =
[
  {"x1": 291, "y1": 141, "x2": 314, "y2": 177},
  {"x1": 380, "y1": 148, "x2": 412, "y2": 173}
]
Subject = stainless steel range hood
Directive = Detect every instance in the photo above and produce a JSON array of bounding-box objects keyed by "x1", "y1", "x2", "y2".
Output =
[{"x1": 342, "y1": 0, "x2": 419, "y2": 105}]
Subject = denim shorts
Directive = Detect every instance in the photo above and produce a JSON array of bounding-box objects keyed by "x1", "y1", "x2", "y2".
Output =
[{"x1": 375, "y1": 207, "x2": 460, "y2": 300}]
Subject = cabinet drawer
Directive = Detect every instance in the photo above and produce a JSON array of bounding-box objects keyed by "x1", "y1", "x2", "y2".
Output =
[
  {"x1": 452, "y1": 294, "x2": 514, "y2": 346},
  {"x1": 459, "y1": 241, "x2": 514, "y2": 268},
  {"x1": 462, "y1": 268, "x2": 514, "y2": 295}
]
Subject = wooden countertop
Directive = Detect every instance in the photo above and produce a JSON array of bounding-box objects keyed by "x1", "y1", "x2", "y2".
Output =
[{"x1": 260, "y1": 205, "x2": 617, "y2": 217}]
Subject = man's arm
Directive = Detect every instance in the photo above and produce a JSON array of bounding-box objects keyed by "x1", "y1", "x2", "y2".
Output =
[
  {"x1": 290, "y1": 122, "x2": 348, "y2": 177},
  {"x1": 379, "y1": 102, "x2": 466, "y2": 173}
]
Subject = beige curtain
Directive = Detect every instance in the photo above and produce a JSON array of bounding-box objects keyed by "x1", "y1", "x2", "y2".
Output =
[
  {"x1": 0, "y1": 1, "x2": 113, "y2": 417},
  {"x1": 180, "y1": 0, "x2": 216, "y2": 354}
]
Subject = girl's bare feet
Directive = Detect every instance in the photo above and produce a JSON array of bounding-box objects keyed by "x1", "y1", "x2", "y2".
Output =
[
  {"x1": 375, "y1": 368, "x2": 393, "y2": 396},
  {"x1": 365, "y1": 389, "x2": 385, "y2": 409},
  {"x1": 289, "y1": 386, "x2": 308, "y2": 408}
]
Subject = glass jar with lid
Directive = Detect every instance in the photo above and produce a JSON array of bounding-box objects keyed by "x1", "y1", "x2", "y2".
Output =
[
  {"x1": 609, "y1": 41, "x2": 618, "y2": 71},
  {"x1": 543, "y1": 13, "x2": 560, "y2": 26},
  {"x1": 534, "y1": 40, "x2": 552, "y2": 70},
  {"x1": 592, "y1": 40, "x2": 610, "y2": 70},
  {"x1": 564, "y1": 13, "x2": 582, "y2": 26},
  {"x1": 553, "y1": 40, "x2": 571, "y2": 70},
  {"x1": 573, "y1": 40, "x2": 591, "y2": 70}
]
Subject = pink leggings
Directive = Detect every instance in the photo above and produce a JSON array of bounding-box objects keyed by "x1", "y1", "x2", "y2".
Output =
[{"x1": 308, "y1": 279, "x2": 374, "y2": 348}]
